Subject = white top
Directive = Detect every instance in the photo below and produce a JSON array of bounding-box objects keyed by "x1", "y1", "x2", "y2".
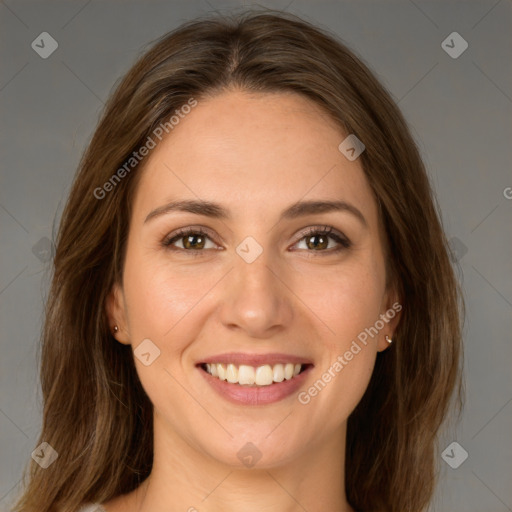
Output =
[{"x1": 79, "y1": 505, "x2": 105, "y2": 512}]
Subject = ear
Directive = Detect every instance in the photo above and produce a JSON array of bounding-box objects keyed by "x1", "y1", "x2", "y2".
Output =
[
  {"x1": 377, "y1": 287, "x2": 402, "y2": 353},
  {"x1": 105, "y1": 282, "x2": 131, "y2": 345}
]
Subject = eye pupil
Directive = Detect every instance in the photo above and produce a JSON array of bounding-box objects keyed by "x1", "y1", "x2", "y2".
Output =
[
  {"x1": 307, "y1": 235, "x2": 328, "y2": 250},
  {"x1": 183, "y1": 234, "x2": 205, "y2": 250}
]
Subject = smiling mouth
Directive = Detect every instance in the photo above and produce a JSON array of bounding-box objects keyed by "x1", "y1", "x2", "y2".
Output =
[{"x1": 199, "y1": 362, "x2": 311, "y2": 386}]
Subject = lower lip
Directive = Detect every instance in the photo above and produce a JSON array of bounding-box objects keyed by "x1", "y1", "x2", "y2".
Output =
[{"x1": 198, "y1": 365, "x2": 313, "y2": 405}]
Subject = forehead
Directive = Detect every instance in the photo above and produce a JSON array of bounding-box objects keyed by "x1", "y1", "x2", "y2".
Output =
[{"x1": 132, "y1": 90, "x2": 378, "y2": 226}]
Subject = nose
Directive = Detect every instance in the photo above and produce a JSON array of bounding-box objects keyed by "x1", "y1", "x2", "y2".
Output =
[{"x1": 218, "y1": 248, "x2": 294, "y2": 339}]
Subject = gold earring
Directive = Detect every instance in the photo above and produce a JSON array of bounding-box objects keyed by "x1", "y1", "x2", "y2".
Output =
[{"x1": 385, "y1": 335, "x2": 393, "y2": 344}]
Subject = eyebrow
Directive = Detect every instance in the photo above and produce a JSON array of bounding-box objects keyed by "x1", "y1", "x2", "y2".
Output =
[{"x1": 144, "y1": 199, "x2": 367, "y2": 227}]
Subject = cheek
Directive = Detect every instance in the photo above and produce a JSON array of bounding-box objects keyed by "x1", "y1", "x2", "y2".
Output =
[
  {"x1": 121, "y1": 251, "x2": 204, "y2": 414},
  {"x1": 123, "y1": 248, "x2": 205, "y2": 339},
  {"x1": 294, "y1": 257, "x2": 384, "y2": 413},
  {"x1": 310, "y1": 348, "x2": 377, "y2": 433},
  {"x1": 297, "y1": 257, "x2": 386, "y2": 345}
]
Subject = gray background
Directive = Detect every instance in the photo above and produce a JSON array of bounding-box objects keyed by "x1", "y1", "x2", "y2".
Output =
[{"x1": 1, "y1": 0, "x2": 511, "y2": 511}]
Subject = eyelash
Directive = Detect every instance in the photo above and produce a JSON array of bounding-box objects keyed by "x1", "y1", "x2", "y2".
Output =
[{"x1": 161, "y1": 225, "x2": 351, "y2": 256}]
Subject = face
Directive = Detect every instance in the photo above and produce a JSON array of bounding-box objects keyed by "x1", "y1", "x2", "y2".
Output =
[{"x1": 108, "y1": 89, "x2": 399, "y2": 469}]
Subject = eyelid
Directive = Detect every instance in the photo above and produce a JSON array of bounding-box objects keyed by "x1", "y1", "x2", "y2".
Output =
[
  {"x1": 162, "y1": 224, "x2": 351, "y2": 252},
  {"x1": 162, "y1": 225, "x2": 220, "y2": 247},
  {"x1": 290, "y1": 225, "x2": 351, "y2": 250}
]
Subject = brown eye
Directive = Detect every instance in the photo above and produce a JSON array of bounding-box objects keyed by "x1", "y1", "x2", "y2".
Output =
[
  {"x1": 305, "y1": 234, "x2": 330, "y2": 250},
  {"x1": 180, "y1": 233, "x2": 206, "y2": 250},
  {"x1": 162, "y1": 225, "x2": 351, "y2": 255},
  {"x1": 293, "y1": 226, "x2": 351, "y2": 253},
  {"x1": 163, "y1": 228, "x2": 217, "y2": 251}
]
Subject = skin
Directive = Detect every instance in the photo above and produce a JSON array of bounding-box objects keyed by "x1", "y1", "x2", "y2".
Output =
[{"x1": 104, "y1": 89, "x2": 400, "y2": 512}]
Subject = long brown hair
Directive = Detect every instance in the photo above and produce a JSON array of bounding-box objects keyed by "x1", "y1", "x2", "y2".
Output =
[{"x1": 13, "y1": 9, "x2": 464, "y2": 512}]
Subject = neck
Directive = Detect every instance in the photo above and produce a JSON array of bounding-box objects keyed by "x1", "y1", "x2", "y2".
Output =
[{"x1": 130, "y1": 414, "x2": 355, "y2": 512}]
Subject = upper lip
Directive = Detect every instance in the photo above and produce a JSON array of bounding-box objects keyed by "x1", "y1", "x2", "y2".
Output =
[{"x1": 198, "y1": 352, "x2": 313, "y2": 367}]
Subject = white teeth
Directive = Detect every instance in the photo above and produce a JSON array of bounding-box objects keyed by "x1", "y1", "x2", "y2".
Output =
[
  {"x1": 226, "y1": 363, "x2": 238, "y2": 383},
  {"x1": 217, "y1": 363, "x2": 227, "y2": 381},
  {"x1": 203, "y1": 362, "x2": 305, "y2": 386},
  {"x1": 273, "y1": 364, "x2": 284, "y2": 382},
  {"x1": 255, "y1": 365, "x2": 273, "y2": 386},
  {"x1": 284, "y1": 363, "x2": 294, "y2": 380},
  {"x1": 238, "y1": 365, "x2": 255, "y2": 385}
]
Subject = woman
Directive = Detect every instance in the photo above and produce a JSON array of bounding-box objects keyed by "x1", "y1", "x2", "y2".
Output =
[{"x1": 13, "y1": 9, "x2": 464, "y2": 512}]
